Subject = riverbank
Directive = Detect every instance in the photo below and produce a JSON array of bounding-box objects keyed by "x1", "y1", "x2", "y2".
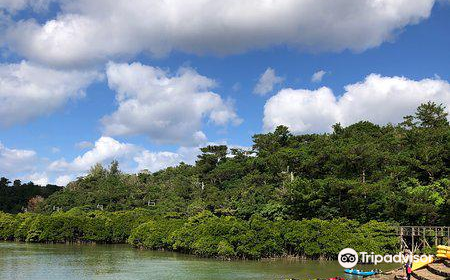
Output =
[{"x1": 0, "y1": 208, "x2": 398, "y2": 260}]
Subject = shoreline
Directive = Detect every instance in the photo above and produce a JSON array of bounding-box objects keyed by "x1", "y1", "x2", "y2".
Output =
[
  {"x1": 0, "y1": 240, "x2": 401, "y2": 268},
  {"x1": 1, "y1": 240, "x2": 333, "y2": 261},
  {"x1": 0, "y1": 210, "x2": 398, "y2": 261}
]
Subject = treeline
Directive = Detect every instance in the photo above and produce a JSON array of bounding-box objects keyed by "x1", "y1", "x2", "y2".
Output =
[
  {"x1": 0, "y1": 209, "x2": 397, "y2": 259},
  {"x1": 0, "y1": 178, "x2": 61, "y2": 213},
  {"x1": 36, "y1": 102, "x2": 449, "y2": 225}
]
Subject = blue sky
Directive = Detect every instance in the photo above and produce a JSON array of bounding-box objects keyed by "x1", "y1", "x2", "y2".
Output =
[{"x1": 0, "y1": 0, "x2": 449, "y2": 185}]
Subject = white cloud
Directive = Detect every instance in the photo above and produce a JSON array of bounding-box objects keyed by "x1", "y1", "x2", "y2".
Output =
[
  {"x1": 55, "y1": 175, "x2": 72, "y2": 186},
  {"x1": 0, "y1": 0, "x2": 27, "y2": 12},
  {"x1": 0, "y1": 0, "x2": 52, "y2": 13},
  {"x1": 102, "y1": 62, "x2": 241, "y2": 145},
  {"x1": 1, "y1": 136, "x2": 250, "y2": 185},
  {"x1": 49, "y1": 136, "x2": 138, "y2": 173},
  {"x1": 0, "y1": 61, "x2": 102, "y2": 126},
  {"x1": 0, "y1": 142, "x2": 37, "y2": 175},
  {"x1": 264, "y1": 74, "x2": 450, "y2": 134},
  {"x1": 134, "y1": 151, "x2": 186, "y2": 173},
  {"x1": 253, "y1": 67, "x2": 284, "y2": 95},
  {"x1": 134, "y1": 143, "x2": 250, "y2": 172},
  {"x1": 23, "y1": 172, "x2": 49, "y2": 185},
  {"x1": 311, "y1": 70, "x2": 326, "y2": 83},
  {"x1": 3, "y1": 0, "x2": 436, "y2": 67},
  {"x1": 49, "y1": 136, "x2": 202, "y2": 177},
  {"x1": 0, "y1": 138, "x2": 141, "y2": 185},
  {"x1": 0, "y1": 143, "x2": 52, "y2": 185}
]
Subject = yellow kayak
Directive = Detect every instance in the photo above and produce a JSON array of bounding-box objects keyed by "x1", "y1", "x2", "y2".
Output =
[
  {"x1": 435, "y1": 245, "x2": 450, "y2": 259},
  {"x1": 412, "y1": 257, "x2": 434, "y2": 271}
]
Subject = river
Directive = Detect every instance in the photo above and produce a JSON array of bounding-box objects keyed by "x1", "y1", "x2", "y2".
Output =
[{"x1": 0, "y1": 242, "x2": 398, "y2": 280}]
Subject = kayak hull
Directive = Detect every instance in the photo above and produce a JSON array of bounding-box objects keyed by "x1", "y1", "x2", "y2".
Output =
[
  {"x1": 344, "y1": 269, "x2": 376, "y2": 277},
  {"x1": 412, "y1": 257, "x2": 434, "y2": 271}
]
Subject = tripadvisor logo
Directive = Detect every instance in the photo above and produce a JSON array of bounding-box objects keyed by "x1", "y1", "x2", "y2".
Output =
[
  {"x1": 338, "y1": 248, "x2": 359, "y2": 268},
  {"x1": 338, "y1": 248, "x2": 434, "y2": 268}
]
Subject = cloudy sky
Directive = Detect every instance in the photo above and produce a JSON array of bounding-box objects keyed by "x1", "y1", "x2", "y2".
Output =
[{"x1": 0, "y1": 0, "x2": 449, "y2": 185}]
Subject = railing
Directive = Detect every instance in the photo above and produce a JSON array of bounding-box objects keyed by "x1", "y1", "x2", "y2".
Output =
[{"x1": 397, "y1": 226, "x2": 450, "y2": 252}]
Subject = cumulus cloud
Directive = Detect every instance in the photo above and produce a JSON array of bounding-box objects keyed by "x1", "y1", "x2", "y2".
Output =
[
  {"x1": 49, "y1": 136, "x2": 203, "y2": 177},
  {"x1": 22, "y1": 172, "x2": 49, "y2": 185},
  {"x1": 264, "y1": 74, "x2": 450, "y2": 134},
  {"x1": 49, "y1": 136, "x2": 138, "y2": 173},
  {"x1": 0, "y1": 0, "x2": 52, "y2": 13},
  {"x1": 311, "y1": 70, "x2": 326, "y2": 83},
  {"x1": 134, "y1": 142, "x2": 250, "y2": 172},
  {"x1": 253, "y1": 68, "x2": 284, "y2": 95},
  {"x1": 1, "y1": 136, "x2": 250, "y2": 184},
  {"x1": 0, "y1": 142, "x2": 37, "y2": 175},
  {"x1": 0, "y1": 61, "x2": 102, "y2": 126},
  {"x1": 0, "y1": 143, "x2": 53, "y2": 185},
  {"x1": 0, "y1": 136, "x2": 193, "y2": 184},
  {"x1": 3, "y1": 0, "x2": 436, "y2": 67},
  {"x1": 134, "y1": 151, "x2": 183, "y2": 172},
  {"x1": 102, "y1": 62, "x2": 241, "y2": 145},
  {"x1": 55, "y1": 175, "x2": 72, "y2": 186}
]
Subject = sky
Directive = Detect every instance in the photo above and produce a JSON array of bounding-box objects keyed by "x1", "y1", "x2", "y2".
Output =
[{"x1": 0, "y1": 0, "x2": 449, "y2": 186}]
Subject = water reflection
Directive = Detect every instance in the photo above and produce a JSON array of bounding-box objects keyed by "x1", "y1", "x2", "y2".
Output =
[{"x1": 0, "y1": 242, "x2": 398, "y2": 280}]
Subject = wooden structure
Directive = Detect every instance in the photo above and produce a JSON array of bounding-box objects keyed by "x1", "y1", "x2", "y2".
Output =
[{"x1": 398, "y1": 226, "x2": 450, "y2": 253}]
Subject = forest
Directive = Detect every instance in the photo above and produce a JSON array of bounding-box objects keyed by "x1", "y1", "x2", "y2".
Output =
[
  {"x1": 0, "y1": 178, "x2": 61, "y2": 213},
  {"x1": 0, "y1": 102, "x2": 449, "y2": 259}
]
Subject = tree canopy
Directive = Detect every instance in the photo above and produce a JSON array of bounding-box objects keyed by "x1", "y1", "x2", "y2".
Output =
[{"x1": 3, "y1": 103, "x2": 450, "y2": 225}]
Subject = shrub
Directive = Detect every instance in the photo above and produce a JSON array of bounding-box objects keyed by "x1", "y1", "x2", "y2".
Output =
[
  {"x1": 128, "y1": 219, "x2": 184, "y2": 249},
  {"x1": 0, "y1": 209, "x2": 397, "y2": 260},
  {"x1": 0, "y1": 212, "x2": 18, "y2": 240}
]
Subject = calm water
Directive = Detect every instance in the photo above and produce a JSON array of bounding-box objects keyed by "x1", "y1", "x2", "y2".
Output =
[{"x1": 0, "y1": 242, "x2": 398, "y2": 280}]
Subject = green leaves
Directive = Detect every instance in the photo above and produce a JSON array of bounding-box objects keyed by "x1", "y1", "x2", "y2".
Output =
[
  {"x1": 0, "y1": 209, "x2": 399, "y2": 260},
  {"x1": 399, "y1": 178, "x2": 449, "y2": 225},
  {"x1": 7, "y1": 102, "x2": 446, "y2": 229},
  {"x1": 128, "y1": 219, "x2": 184, "y2": 249}
]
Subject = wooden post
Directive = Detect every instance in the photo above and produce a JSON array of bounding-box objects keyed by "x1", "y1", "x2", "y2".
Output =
[
  {"x1": 400, "y1": 227, "x2": 403, "y2": 251},
  {"x1": 423, "y1": 228, "x2": 427, "y2": 249},
  {"x1": 447, "y1": 228, "x2": 450, "y2": 246},
  {"x1": 397, "y1": 226, "x2": 450, "y2": 252},
  {"x1": 435, "y1": 228, "x2": 438, "y2": 247}
]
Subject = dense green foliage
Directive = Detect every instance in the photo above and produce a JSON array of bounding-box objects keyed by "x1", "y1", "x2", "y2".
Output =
[
  {"x1": 0, "y1": 178, "x2": 61, "y2": 213},
  {"x1": 163, "y1": 212, "x2": 397, "y2": 259},
  {"x1": 0, "y1": 208, "x2": 154, "y2": 243},
  {"x1": 0, "y1": 209, "x2": 397, "y2": 259},
  {"x1": 37, "y1": 103, "x2": 449, "y2": 225},
  {"x1": 0, "y1": 103, "x2": 449, "y2": 259}
]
